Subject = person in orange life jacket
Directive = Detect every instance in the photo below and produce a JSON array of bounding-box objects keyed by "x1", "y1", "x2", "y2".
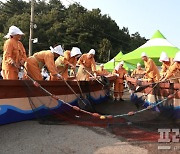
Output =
[
  {"x1": 141, "y1": 52, "x2": 160, "y2": 82},
  {"x1": 24, "y1": 45, "x2": 64, "y2": 81},
  {"x1": 159, "y1": 51, "x2": 173, "y2": 79},
  {"x1": 112, "y1": 61, "x2": 127, "y2": 101},
  {"x1": 131, "y1": 63, "x2": 145, "y2": 79},
  {"x1": 161, "y1": 51, "x2": 180, "y2": 83},
  {"x1": 97, "y1": 64, "x2": 109, "y2": 76},
  {"x1": 55, "y1": 47, "x2": 82, "y2": 80},
  {"x1": 76, "y1": 49, "x2": 97, "y2": 81},
  {"x1": 2, "y1": 25, "x2": 27, "y2": 80}
]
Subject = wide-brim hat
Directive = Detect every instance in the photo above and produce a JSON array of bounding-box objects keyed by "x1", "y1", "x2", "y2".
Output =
[
  {"x1": 173, "y1": 51, "x2": 180, "y2": 62},
  {"x1": 88, "y1": 49, "x2": 95, "y2": 55},
  {"x1": 159, "y1": 51, "x2": 169, "y2": 62},
  {"x1": 70, "y1": 47, "x2": 82, "y2": 57},
  {"x1": 4, "y1": 25, "x2": 24, "y2": 38},
  {"x1": 50, "y1": 45, "x2": 64, "y2": 56}
]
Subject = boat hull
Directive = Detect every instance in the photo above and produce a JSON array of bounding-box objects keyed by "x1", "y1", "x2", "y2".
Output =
[
  {"x1": 0, "y1": 76, "x2": 115, "y2": 125},
  {"x1": 126, "y1": 77, "x2": 180, "y2": 120}
]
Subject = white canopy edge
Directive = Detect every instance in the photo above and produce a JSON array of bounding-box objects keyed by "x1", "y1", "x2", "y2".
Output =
[
  {"x1": 109, "y1": 58, "x2": 115, "y2": 62},
  {"x1": 139, "y1": 38, "x2": 175, "y2": 48}
]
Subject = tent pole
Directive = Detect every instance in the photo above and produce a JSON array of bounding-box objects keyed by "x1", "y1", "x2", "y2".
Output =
[{"x1": 108, "y1": 49, "x2": 111, "y2": 61}]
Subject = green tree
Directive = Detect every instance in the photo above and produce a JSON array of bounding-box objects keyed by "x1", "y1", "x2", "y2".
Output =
[
  {"x1": 98, "y1": 38, "x2": 112, "y2": 63},
  {"x1": 0, "y1": 33, "x2": 5, "y2": 55},
  {"x1": 0, "y1": 0, "x2": 147, "y2": 62},
  {"x1": 130, "y1": 32, "x2": 147, "y2": 50}
]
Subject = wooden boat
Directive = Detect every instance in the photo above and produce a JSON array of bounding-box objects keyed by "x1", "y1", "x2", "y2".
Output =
[
  {"x1": 126, "y1": 76, "x2": 180, "y2": 120},
  {"x1": 0, "y1": 75, "x2": 116, "y2": 125}
]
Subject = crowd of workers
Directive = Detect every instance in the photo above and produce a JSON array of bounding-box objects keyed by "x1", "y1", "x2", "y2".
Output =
[{"x1": 1, "y1": 25, "x2": 180, "y2": 102}]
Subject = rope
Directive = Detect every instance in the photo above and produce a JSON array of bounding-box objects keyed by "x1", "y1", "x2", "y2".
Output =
[
  {"x1": 111, "y1": 89, "x2": 179, "y2": 118},
  {"x1": 14, "y1": 64, "x2": 178, "y2": 121},
  {"x1": 110, "y1": 98, "x2": 166, "y2": 118},
  {"x1": 17, "y1": 65, "x2": 98, "y2": 116}
]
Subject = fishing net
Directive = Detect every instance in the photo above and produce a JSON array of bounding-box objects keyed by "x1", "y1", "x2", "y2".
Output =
[
  {"x1": 22, "y1": 78, "x2": 127, "y2": 127},
  {"x1": 22, "y1": 78, "x2": 180, "y2": 142}
]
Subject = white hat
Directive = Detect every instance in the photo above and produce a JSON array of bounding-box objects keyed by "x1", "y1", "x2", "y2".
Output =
[
  {"x1": 88, "y1": 49, "x2": 95, "y2": 55},
  {"x1": 70, "y1": 47, "x2": 82, "y2": 57},
  {"x1": 159, "y1": 52, "x2": 169, "y2": 62},
  {"x1": 120, "y1": 61, "x2": 124, "y2": 65},
  {"x1": 100, "y1": 64, "x2": 104, "y2": 67},
  {"x1": 173, "y1": 51, "x2": 180, "y2": 62},
  {"x1": 115, "y1": 63, "x2": 120, "y2": 71},
  {"x1": 50, "y1": 45, "x2": 64, "y2": 56},
  {"x1": 115, "y1": 61, "x2": 124, "y2": 70},
  {"x1": 141, "y1": 52, "x2": 147, "y2": 57},
  {"x1": 137, "y1": 63, "x2": 141, "y2": 67},
  {"x1": 4, "y1": 25, "x2": 24, "y2": 38}
]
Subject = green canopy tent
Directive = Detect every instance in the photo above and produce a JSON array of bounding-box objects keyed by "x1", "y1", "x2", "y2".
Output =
[
  {"x1": 122, "y1": 30, "x2": 180, "y2": 66},
  {"x1": 104, "y1": 51, "x2": 136, "y2": 71}
]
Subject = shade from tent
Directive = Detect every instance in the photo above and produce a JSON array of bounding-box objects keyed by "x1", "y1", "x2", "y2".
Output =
[{"x1": 121, "y1": 30, "x2": 180, "y2": 66}]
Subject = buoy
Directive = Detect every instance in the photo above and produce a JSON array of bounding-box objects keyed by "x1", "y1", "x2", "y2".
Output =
[
  {"x1": 33, "y1": 81, "x2": 40, "y2": 87},
  {"x1": 92, "y1": 113, "x2": 100, "y2": 117},
  {"x1": 106, "y1": 115, "x2": 113, "y2": 119},
  {"x1": 51, "y1": 95, "x2": 59, "y2": 100},
  {"x1": 168, "y1": 94, "x2": 174, "y2": 99},
  {"x1": 128, "y1": 111, "x2": 135, "y2": 116},
  {"x1": 147, "y1": 105, "x2": 153, "y2": 109},
  {"x1": 100, "y1": 116, "x2": 106, "y2": 119},
  {"x1": 73, "y1": 106, "x2": 80, "y2": 111}
]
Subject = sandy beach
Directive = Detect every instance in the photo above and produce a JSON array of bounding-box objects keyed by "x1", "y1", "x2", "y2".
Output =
[
  {"x1": 0, "y1": 93, "x2": 179, "y2": 154},
  {"x1": 0, "y1": 120, "x2": 149, "y2": 154}
]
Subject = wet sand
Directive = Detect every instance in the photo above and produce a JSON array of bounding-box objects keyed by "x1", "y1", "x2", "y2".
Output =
[{"x1": 0, "y1": 92, "x2": 179, "y2": 154}]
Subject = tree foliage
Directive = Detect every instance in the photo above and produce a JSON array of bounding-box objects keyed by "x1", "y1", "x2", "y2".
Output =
[{"x1": 0, "y1": 0, "x2": 147, "y2": 62}]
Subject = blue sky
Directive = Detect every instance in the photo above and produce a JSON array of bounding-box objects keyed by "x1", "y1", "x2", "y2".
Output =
[
  {"x1": 2, "y1": 0, "x2": 180, "y2": 48},
  {"x1": 61, "y1": 0, "x2": 180, "y2": 48}
]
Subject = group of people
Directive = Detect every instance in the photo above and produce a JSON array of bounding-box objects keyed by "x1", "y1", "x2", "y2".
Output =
[
  {"x1": 1, "y1": 25, "x2": 109, "y2": 82},
  {"x1": 130, "y1": 51, "x2": 180, "y2": 83},
  {"x1": 112, "y1": 50, "x2": 180, "y2": 101},
  {"x1": 1, "y1": 25, "x2": 180, "y2": 103}
]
